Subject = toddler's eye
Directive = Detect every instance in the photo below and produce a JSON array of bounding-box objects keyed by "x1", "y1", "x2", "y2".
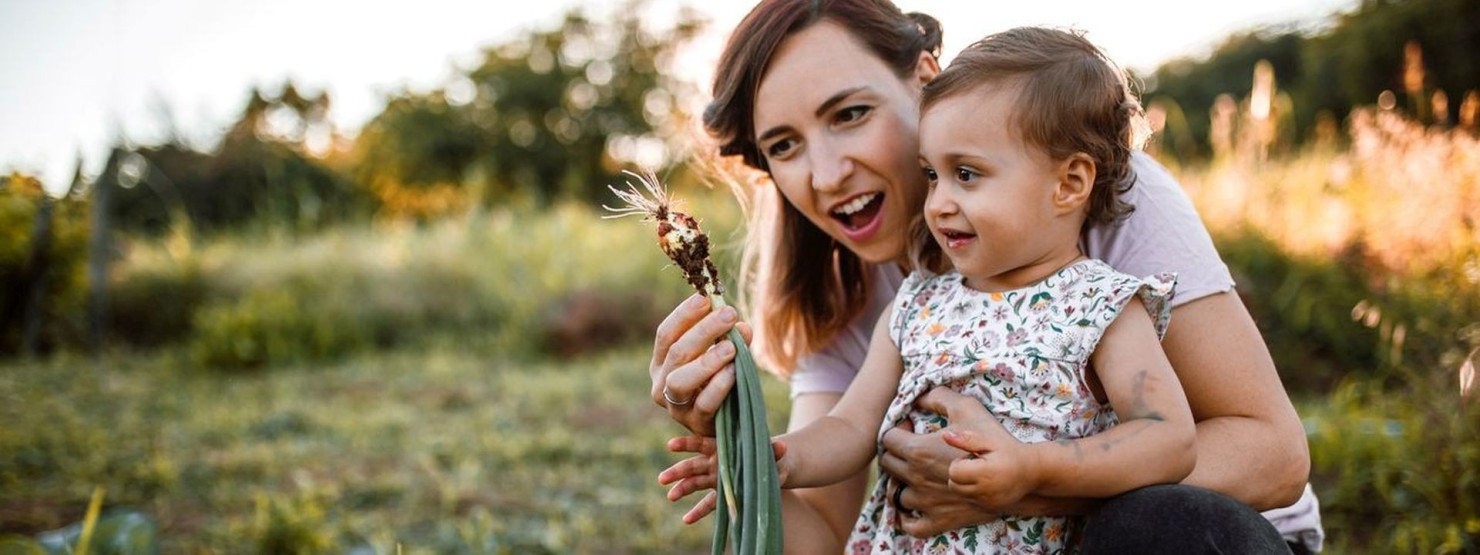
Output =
[
  {"x1": 921, "y1": 166, "x2": 938, "y2": 185},
  {"x1": 955, "y1": 167, "x2": 979, "y2": 182}
]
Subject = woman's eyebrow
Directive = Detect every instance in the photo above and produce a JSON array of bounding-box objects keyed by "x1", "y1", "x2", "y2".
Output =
[
  {"x1": 814, "y1": 86, "x2": 867, "y2": 118},
  {"x1": 755, "y1": 86, "x2": 869, "y2": 144}
]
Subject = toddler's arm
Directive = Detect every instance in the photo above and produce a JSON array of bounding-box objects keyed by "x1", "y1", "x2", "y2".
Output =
[
  {"x1": 945, "y1": 297, "x2": 1196, "y2": 503},
  {"x1": 775, "y1": 306, "x2": 905, "y2": 489}
]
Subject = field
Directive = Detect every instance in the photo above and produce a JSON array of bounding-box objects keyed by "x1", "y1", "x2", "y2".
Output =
[{"x1": 3, "y1": 110, "x2": 1478, "y2": 553}]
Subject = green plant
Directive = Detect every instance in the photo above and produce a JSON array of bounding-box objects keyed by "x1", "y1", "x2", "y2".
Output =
[
  {"x1": 606, "y1": 172, "x2": 782, "y2": 554},
  {"x1": 1305, "y1": 370, "x2": 1480, "y2": 553},
  {"x1": 249, "y1": 492, "x2": 336, "y2": 555},
  {"x1": 188, "y1": 288, "x2": 372, "y2": 370}
]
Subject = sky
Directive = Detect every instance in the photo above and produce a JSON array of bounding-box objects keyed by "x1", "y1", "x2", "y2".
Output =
[{"x1": 0, "y1": 0, "x2": 1355, "y2": 193}]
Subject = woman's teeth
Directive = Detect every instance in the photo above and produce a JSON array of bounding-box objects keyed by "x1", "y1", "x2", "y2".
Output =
[{"x1": 832, "y1": 193, "x2": 879, "y2": 217}]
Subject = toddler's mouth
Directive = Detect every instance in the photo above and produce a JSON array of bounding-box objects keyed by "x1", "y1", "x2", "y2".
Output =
[{"x1": 939, "y1": 229, "x2": 976, "y2": 248}]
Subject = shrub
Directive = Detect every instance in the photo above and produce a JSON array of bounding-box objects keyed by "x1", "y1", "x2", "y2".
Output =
[
  {"x1": 188, "y1": 288, "x2": 372, "y2": 370},
  {"x1": 0, "y1": 174, "x2": 91, "y2": 355},
  {"x1": 1306, "y1": 371, "x2": 1480, "y2": 553}
]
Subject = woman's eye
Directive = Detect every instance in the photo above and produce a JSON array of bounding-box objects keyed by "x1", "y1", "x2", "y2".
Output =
[
  {"x1": 765, "y1": 138, "x2": 797, "y2": 159},
  {"x1": 836, "y1": 105, "x2": 871, "y2": 124}
]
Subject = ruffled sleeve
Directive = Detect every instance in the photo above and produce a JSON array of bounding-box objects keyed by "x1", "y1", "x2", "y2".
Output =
[
  {"x1": 888, "y1": 270, "x2": 933, "y2": 348},
  {"x1": 1135, "y1": 272, "x2": 1178, "y2": 340}
]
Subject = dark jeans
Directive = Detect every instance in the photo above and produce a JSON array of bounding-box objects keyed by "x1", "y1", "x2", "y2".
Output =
[{"x1": 1081, "y1": 484, "x2": 1293, "y2": 554}]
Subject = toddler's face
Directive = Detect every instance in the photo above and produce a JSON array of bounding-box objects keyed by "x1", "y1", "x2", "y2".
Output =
[{"x1": 917, "y1": 85, "x2": 1078, "y2": 291}]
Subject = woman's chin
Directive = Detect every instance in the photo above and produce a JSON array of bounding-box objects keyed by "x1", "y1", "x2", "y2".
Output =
[{"x1": 845, "y1": 236, "x2": 906, "y2": 265}]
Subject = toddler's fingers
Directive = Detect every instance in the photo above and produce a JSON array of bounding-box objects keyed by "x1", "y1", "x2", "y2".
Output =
[
  {"x1": 683, "y1": 491, "x2": 719, "y2": 524},
  {"x1": 941, "y1": 429, "x2": 990, "y2": 454},
  {"x1": 667, "y1": 473, "x2": 718, "y2": 502},
  {"x1": 666, "y1": 435, "x2": 715, "y2": 455},
  {"x1": 657, "y1": 454, "x2": 714, "y2": 486}
]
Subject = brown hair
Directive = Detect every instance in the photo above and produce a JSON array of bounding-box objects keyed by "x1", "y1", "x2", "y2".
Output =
[
  {"x1": 929, "y1": 28, "x2": 1144, "y2": 221},
  {"x1": 701, "y1": 0, "x2": 942, "y2": 375},
  {"x1": 912, "y1": 27, "x2": 1147, "y2": 273}
]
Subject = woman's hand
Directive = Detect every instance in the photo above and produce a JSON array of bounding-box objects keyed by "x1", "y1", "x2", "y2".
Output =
[
  {"x1": 879, "y1": 387, "x2": 997, "y2": 536},
  {"x1": 650, "y1": 294, "x2": 751, "y2": 435},
  {"x1": 882, "y1": 387, "x2": 1093, "y2": 537}
]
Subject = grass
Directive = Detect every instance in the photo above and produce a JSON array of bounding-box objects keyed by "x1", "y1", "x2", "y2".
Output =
[
  {"x1": 0, "y1": 343, "x2": 792, "y2": 553},
  {"x1": 3, "y1": 109, "x2": 1478, "y2": 552}
]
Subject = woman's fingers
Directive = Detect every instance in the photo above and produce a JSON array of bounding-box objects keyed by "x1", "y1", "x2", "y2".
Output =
[
  {"x1": 651, "y1": 295, "x2": 711, "y2": 392},
  {"x1": 914, "y1": 387, "x2": 988, "y2": 421},
  {"x1": 879, "y1": 422, "x2": 962, "y2": 486},
  {"x1": 654, "y1": 306, "x2": 740, "y2": 431},
  {"x1": 664, "y1": 340, "x2": 735, "y2": 402},
  {"x1": 878, "y1": 424, "x2": 923, "y2": 483},
  {"x1": 661, "y1": 305, "x2": 738, "y2": 378}
]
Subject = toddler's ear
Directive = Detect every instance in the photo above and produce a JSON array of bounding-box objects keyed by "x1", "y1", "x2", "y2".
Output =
[{"x1": 1053, "y1": 153, "x2": 1096, "y2": 215}]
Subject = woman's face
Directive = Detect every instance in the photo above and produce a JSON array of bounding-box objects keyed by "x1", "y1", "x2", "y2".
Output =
[{"x1": 752, "y1": 20, "x2": 935, "y2": 264}]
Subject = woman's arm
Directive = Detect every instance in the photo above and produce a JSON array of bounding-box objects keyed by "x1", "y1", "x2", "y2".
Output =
[{"x1": 1160, "y1": 291, "x2": 1310, "y2": 509}]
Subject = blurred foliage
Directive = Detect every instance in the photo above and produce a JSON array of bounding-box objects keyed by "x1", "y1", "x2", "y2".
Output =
[
  {"x1": 1181, "y1": 106, "x2": 1480, "y2": 551},
  {"x1": 0, "y1": 173, "x2": 90, "y2": 356},
  {"x1": 108, "y1": 85, "x2": 371, "y2": 235},
  {"x1": 109, "y1": 197, "x2": 733, "y2": 369},
  {"x1": 1148, "y1": 0, "x2": 1480, "y2": 159},
  {"x1": 1302, "y1": 374, "x2": 1479, "y2": 553},
  {"x1": 351, "y1": 0, "x2": 706, "y2": 218},
  {"x1": 100, "y1": 0, "x2": 706, "y2": 231},
  {"x1": 1186, "y1": 108, "x2": 1480, "y2": 394}
]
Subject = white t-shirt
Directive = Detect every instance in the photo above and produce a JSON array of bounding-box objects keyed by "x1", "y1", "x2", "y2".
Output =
[{"x1": 786, "y1": 151, "x2": 1324, "y2": 550}]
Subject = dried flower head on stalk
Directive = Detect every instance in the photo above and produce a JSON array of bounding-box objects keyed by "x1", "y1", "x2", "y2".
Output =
[
  {"x1": 604, "y1": 170, "x2": 725, "y2": 301},
  {"x1": 604, "y1": 169, "x2": 782, "y2": 555}
]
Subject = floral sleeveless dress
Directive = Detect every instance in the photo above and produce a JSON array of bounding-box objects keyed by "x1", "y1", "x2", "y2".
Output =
[{"x1": 848, "y1": 259, "x2": 1176, "y2": 554}]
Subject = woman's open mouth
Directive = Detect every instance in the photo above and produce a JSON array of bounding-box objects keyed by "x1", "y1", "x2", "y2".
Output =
[{"x1": 830, "y1": 192, "x2": 886, "y2": 241}]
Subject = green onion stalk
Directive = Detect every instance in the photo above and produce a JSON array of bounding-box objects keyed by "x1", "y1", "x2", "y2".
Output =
[{"x1": 605, "y1": 170, "x2": 783, "y2": 555}]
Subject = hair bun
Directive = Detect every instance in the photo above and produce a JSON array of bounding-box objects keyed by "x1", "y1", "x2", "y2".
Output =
[{"x1": 907, "y1": 12, "x2": 943, "y2": 59}]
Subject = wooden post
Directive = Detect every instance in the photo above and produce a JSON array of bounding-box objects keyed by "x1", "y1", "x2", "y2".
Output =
[
  {"x1": 89, "y1": 149, "x2": 122, "y2": 360},
  {"x1": 19, "y1": 194, "x2": 55, "y2": 357}
]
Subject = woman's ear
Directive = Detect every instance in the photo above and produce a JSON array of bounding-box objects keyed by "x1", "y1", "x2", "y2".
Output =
[
  {"x1": 915, "y1": 51, "x2": 941, "y2": 85},
  {"x1": 1054, "y1": 153, "x2": 1096, "y2": 214}
]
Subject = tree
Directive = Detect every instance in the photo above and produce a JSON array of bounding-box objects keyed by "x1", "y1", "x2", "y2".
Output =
[
  {"x1": 349, "y1": 0, "x2": 706, "y2": 216},
  {"x1": 107, "y1": 82, "x2": 369, "y2": 235}
]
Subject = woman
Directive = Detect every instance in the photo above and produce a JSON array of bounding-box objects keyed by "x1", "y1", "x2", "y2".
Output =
[{"x1": 649, "y1": 0, "x2": 1319, "y2": 552}]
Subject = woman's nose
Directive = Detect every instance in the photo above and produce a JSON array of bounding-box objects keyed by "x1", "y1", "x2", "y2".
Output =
[{"x1": 807, "y1": 140, "x2": 854, "y2": 193}]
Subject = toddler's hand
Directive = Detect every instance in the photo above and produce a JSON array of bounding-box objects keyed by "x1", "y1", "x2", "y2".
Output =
[
  {"x1": 658, "y1": 434, "x2": 787, "y2": 524},
  {"x1": 941, "y1": 428, "x2": 1039, "y2": 510}
]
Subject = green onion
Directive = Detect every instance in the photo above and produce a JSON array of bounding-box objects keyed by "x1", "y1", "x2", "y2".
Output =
[{"x1": 606, "y1": 170, "x2": 783, "y2": 555}]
